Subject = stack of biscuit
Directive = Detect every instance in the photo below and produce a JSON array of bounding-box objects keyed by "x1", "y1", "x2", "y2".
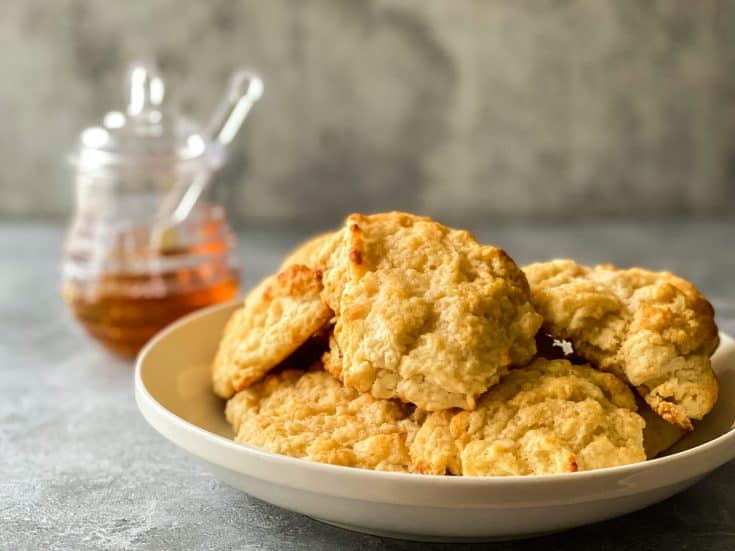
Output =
[{"x1": 213, "y1": 212, "x2": 719, "y2": 476}]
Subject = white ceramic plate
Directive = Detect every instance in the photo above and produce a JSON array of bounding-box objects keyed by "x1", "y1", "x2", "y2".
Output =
[{"x1": 135, "y1": 302, "x2": 735, "y2": 542}]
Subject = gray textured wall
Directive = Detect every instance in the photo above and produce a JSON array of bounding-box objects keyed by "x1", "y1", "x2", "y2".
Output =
[{"x1": 2, "y1": 1, "x2": 734, "y2": 227}]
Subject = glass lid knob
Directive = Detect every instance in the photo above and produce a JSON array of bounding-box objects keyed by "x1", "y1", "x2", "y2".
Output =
[{"x1": 127, "y1": 61, "x2": 165, "y2": 117}]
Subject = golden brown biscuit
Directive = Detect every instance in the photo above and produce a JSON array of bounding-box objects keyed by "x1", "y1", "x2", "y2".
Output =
[
  {"x1": 638, "y1": 398, "x2": 686, "y2": 458},
  {"x1": 523, "y1": 260, "x2": 719, "y2": 430},
  {"x1": 532, "y1": 328, "x2": 687, "y2": 457},
  {"x1": 409, "y1": 358, "x2": 646, "y2": 476},
  {"x1": 322, "y1": 333, "x2": 344, "y2": 382},
  {"x1": 212, "y1": 264, "x2": 334, "y2": 398},
  {"x1": 321, "y1": 212, "x2": 543, "y2": 411},
  {"x1": 279, "y1": 231, "x2": 341, "y2": 271},
  {"x1": 225, "y1": 365, "x2": 420, "y2": 472}
]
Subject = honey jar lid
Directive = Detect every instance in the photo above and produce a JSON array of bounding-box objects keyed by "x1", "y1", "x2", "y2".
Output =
[{"x1": 71, "y1": 60, "x2": 224, "y2": 172}]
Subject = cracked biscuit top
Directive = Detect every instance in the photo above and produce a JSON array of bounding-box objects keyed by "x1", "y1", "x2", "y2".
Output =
[
  {"x1": 212, "y1": 264, "x2": 333, "y2": 398},
  {"x1": 279, "y1": 231, "x2": 341, "y2": 271},
  {"x1": 523, "y1": 259, "x2": 719, "y2": 430},
  {"x1": 321, "y1": 212, "x2": 542, "y2": 411},
  {"x1": 225, "y1": 366, "x2": 421, "y2": 472},
  {"x1": 409, "y1": 358, "x2": 646, "y2": 476}
]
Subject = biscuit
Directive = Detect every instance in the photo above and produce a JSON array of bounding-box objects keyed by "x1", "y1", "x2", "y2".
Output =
[
  {"x1": 212, "y1": 264, "x2": 333, "y2": 398},
  {"x1": 321, "y1": 212, "x2": 543, "y2": 411},
  {"x1": 638, "y1": 398, "x2": 686, "y2": 458},
  {"x1": 409, "y1": 358, "x2": 646, "y2": 476},
  {"x1": 279, "y1": 231, "x2": 340, "y2": 271},
  {"x1": 322, "y1": 333, "x2": 344, "y2": 382},
  {"x1": 524, "y1": 260, "x2": 719, "y2": 430},
  {"x1": 225, "y1": 365, "x2": 420, "y2": 472}
]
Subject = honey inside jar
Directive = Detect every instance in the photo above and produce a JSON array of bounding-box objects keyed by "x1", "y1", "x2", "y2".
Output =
[{"x1": 63, "y1": 205, "x2": 240, "y2": 358}]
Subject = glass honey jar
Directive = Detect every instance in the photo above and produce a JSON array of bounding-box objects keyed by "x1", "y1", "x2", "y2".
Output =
[{"x1": 63, "y1": 61, "x2": 261, "y2": 357}]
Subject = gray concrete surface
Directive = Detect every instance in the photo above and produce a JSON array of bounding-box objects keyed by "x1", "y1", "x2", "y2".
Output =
[
  {"x1": 2, "y1": 220, "x2": 735, "y2": 550},
  {"x1": 2, "y1": 1, "x2": 735, "y2": 225}
]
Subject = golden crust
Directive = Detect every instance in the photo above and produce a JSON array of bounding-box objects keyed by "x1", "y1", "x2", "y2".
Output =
[
  {"x1": 322, "y1": 333, "x2": 344, "y2": 382},
  {"x1": 211, "y1": 265, "x2": 333, "y2": 398},
  {"x1": 321, "y1": 212, "x2": 543, "y2": 411},
  {"x1": 523, "y1": 260, "x2": 719, "y2": 430},
  {"x1": 409, "y1": 358, "x2": 646, "y2": 476},
  {"x1": 225, "y1": 366, "x2": 421, "y2": 472},
  {"x1": 279, "y1": 231, "x2": 341, "y2": 271},
  {"x1": 638, "y1": 397, "x2": 686, "y2": 458}
]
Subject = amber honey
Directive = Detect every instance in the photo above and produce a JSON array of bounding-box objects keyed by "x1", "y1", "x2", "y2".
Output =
[
  {"x1": 64, "y1": 268, "x2": 238, "y2": 358},
  {"x1": 63, "y1": 205, "x2": 240, "y2": 358}
]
